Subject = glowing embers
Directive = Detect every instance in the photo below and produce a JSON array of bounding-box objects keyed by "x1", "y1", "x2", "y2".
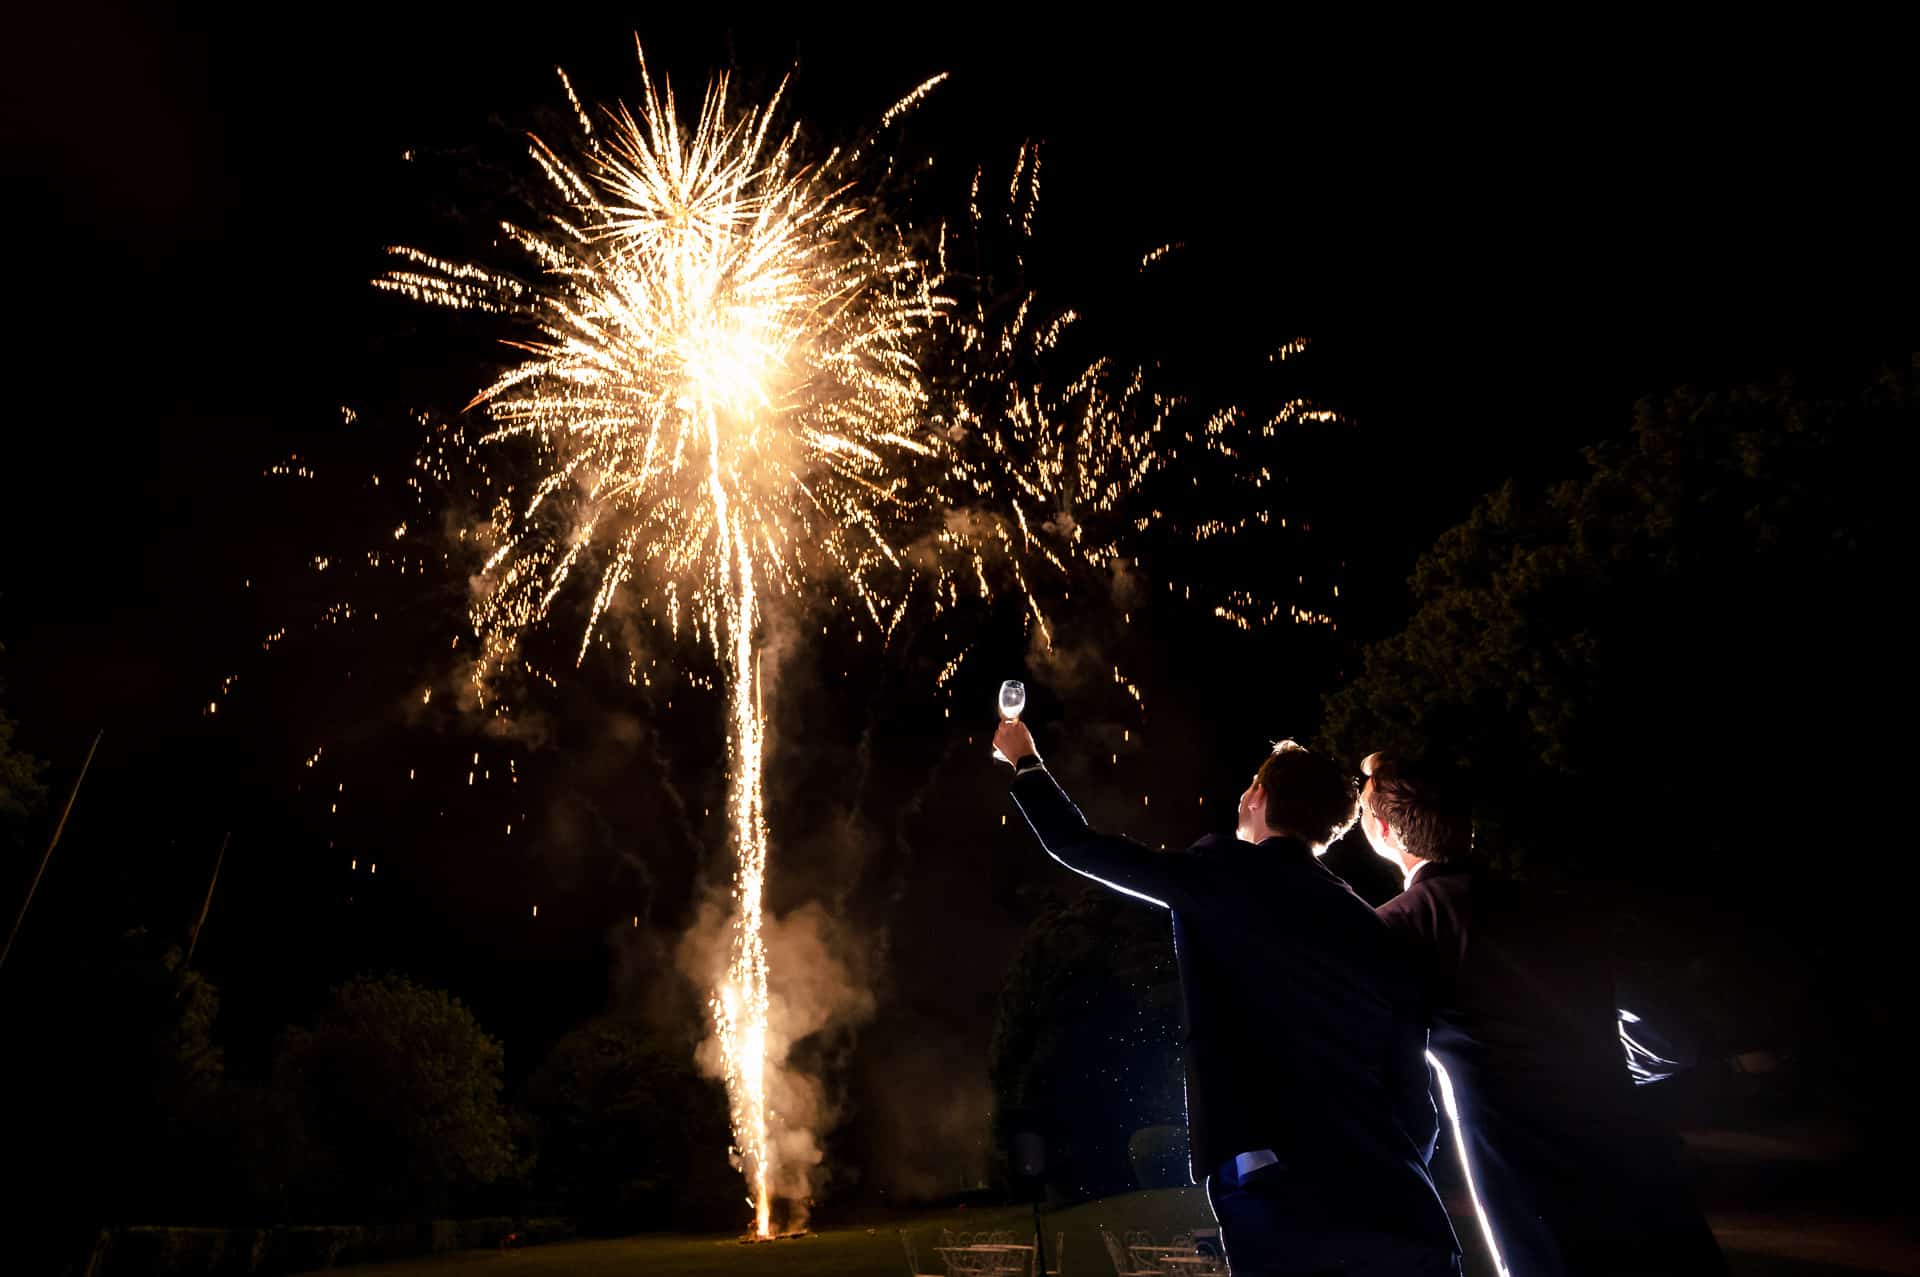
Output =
[{"x1": 674, "y1": 298, "x2": 791, "y2": 421}]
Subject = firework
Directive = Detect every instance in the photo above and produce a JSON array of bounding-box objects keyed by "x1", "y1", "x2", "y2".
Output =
[
  {"x1": 381, "y1": 46, "x2": 958, "y2": 1236},
  {"x1": 378, "y1": 43, "x2": 1326, "y2": 1235}
]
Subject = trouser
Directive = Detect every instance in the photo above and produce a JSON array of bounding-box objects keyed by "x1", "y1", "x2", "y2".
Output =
[{"x1": 1205, "y1": 1158, "x2": 1461, "y2": 1277}]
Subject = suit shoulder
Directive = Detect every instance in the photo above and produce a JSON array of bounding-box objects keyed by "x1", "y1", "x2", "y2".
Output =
[
  {"x1": 1376, "y1": 875, "x2": 1456, "y2": 924},
  {"x1": 1375, "y1": 887, "x2": 1422, "y2": 925}
]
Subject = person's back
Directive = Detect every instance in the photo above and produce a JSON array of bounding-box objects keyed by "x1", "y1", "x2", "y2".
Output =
[
  {"x1": 1171, "y1": 834, "x2": 1445, "y2": 1228},
  {"x1": 1362, "y1": 754, "x2": 1724, "y2": 1276},
  {"x1": 995, "y1": 725, "x2": 1458, "y2": 1275},
  {"x1": 1386, "y1": 864, "x2": 1634, "y2": 1118}
]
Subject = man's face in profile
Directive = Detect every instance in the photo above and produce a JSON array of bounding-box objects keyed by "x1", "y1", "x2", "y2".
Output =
[{"x1": 1359, "y1": 779, "x2": 1399, "y2": 865}]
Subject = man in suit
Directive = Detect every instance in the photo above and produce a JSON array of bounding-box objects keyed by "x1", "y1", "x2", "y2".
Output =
[
  {"x1": 1359, "y1": 751, "x2": 1726, "y2": 1276},
  {"x1": 993, "y1": 719, "x2": 1459, "y2": 1276}
]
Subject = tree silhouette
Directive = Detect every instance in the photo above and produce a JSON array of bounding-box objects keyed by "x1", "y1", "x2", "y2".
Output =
[
  {"x1": 991, "y1": 883, "x2": 1185, "y2": 1200},
  {"x1": 0, "y1": 645, "x2": 46, "y2": 845},
  {"x1": 1320, "y1": 369, "x2": 1900, "y2": 879},
  {"x1": 274, "y1": 973, "x2": 515, "y2": 1218},
  {"x1": 1319, "y1": 365, "x2": 1909, "y2": 1168},
  {"x1": 521, "y1": 1015, "x2": 734, "y2": 1231}
]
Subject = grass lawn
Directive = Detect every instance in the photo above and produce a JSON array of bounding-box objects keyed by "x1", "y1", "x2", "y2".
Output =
[
  {"x1": 332, "y1": 1192, "x2": 1906, "y2": 1277},
  {"x1": 334, "y1": 1189, "x2": 1505, "y2": 1277}
]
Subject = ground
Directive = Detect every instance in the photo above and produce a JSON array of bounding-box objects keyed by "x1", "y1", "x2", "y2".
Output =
[{"x1": 333, "y1": 1189, "x2": 1917, "y2": 1277}]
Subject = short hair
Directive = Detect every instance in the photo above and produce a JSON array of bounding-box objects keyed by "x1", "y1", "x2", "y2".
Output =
[
  {"x1": 1253, "y1": 741, "x2": 1359, "y2": 849},
  {"x1": 1360, "y1": 751, "x2": 1472, "y2": 863}
]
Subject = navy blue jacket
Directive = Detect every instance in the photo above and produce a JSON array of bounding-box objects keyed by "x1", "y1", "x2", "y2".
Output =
[
  {"x1": 1381, "y1": 861, "x2": 1725, "y2": 1275},
  {"x1": 1010, "y1": 762, "x2": 1456, "y2": 1253}
]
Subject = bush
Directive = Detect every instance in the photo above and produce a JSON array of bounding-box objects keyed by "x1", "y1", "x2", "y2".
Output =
[
  {"x1": 521, "y1": 1016, "x2": 734, "y2": 1232},
  {"x1": 273, "y1": 974, "x2": 515, "y2": 1219}
]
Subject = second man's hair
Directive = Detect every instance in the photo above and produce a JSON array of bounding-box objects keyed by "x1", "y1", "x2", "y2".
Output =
[{"x1": 1361, "y1": 751, "x2": 1473, "y2": 862}]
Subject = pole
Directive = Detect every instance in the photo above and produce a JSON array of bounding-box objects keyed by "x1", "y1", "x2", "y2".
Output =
[
  {"x1": 184, "y1": 831, "x2": 230, "y2": 967},
  {"x1": 0, "y1": 729, "x2": 104, "y2": 974}
]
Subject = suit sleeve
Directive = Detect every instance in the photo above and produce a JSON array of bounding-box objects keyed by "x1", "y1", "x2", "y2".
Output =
[
  {"x1": 1377, "y1": 887, "x2": 1450, "y2": 1011},
  {"x1": 1403, "y1": 1043, "x2": 1441, "y2": 1165},
  {"x1": 1008, "y1": 764, "x2": 1196, "y2": 909},
  {"x1": 1377, "y1": 888, "x2": 1447, "y2": 1165}
]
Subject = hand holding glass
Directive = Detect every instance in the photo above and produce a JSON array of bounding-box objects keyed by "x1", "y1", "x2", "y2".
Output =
[{"x1": 992, "y1": 680, "x2": 1027, "y2": 764}]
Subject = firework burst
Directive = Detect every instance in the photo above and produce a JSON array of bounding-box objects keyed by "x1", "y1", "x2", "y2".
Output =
[
  {"x1": 381, "y1": 48, "x2": 957, "y2": 1235},
  {"x1": 377, "y1": 43, "x2": 1329, "y2": 1235}
]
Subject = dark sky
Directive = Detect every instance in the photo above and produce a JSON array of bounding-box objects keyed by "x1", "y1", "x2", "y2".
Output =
[{"x1": 2, "y1": 3, "x2": 1912, "y2": 1197}]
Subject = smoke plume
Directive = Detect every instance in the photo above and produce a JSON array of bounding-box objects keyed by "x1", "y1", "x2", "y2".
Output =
[{"x1": 675, "y1": 895, "x2": 877, "y2": 1228}]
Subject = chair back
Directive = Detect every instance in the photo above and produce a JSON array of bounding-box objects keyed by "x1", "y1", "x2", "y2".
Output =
[
  {"x1": 899, "y1": 1230, "x2": 927, "y2": 1276},
  {"x1": 1099, "y1": 1228, "x2": 1133, "y2": 1276}
]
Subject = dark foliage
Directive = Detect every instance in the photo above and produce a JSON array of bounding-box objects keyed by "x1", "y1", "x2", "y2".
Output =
[
  {"x1": 1319, "y1": 366, "x2": 1910, "y2": 1180},
  {"x1": 519, "y1": 1015, "x2": 736, "y2": 1232},
  {"x1": 990, "y1": 883, "x2": 1186, "y2": 1201},
  {"x1": 1321, "y1": 370, "x2": 1900, "y2": 877},
  {"x1": 1, "y1": 644, "x2": 48, "y2": 844},
  {"x1": 272, "y1": 974, "x2": 517, "y2": 1219},
  {"x1": 8, "y1": 928, "x2": 230, "y2": 1270}
]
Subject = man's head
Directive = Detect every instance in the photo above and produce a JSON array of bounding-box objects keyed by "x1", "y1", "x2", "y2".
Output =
[
  {"x1": 1358, "y1": 751, "x2": 1473, "y2": 872},
  {"x1": 1235, "y1": 740, "x2": 1359, "y2": 854}
]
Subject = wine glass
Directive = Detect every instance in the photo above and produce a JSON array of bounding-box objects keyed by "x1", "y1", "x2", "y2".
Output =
[{"x1": 991, "y1": 680, "x2": 1027, "y2": 765}]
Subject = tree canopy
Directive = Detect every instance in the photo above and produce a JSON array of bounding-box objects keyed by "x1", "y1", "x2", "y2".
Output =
[
  {"x1": 274, "y1": 973, "x2": 516, "y2": 1217},
  {"x1": 990, "y1": 883, "x2": 1185, "y2": 1200},
  {"x1": 1320, "y1": 370, "x2": 1900, "y2": 878},
  {"x1": 0, "y1": 644, "x2": 47, "y2": 842},
  {"x1": 1316, "y1": 367, "x2": 1907, "y2": 1144},
  {"x1": 520, "y1": 1015, "x2": 735, "y2": 1231}
]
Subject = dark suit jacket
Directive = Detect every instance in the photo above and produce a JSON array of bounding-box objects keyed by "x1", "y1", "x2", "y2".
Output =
[
  {"x1": 1010, "y1": 763, "x2": 1456, "y2": 1253},
  {"x1": 1380, "y1": 860, "x2": 1724, "y2": 1275},
  {"x1": 1378, "y1": 861, "x2": 1633, "y2": 1121}
]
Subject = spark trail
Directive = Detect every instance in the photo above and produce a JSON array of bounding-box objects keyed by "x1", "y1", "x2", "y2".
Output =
[{"x1": 381, "y1": 48, "x2": 952, "y2": 1234}]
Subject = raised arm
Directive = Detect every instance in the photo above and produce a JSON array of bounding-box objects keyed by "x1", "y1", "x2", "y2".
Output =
[{"x1": 994, "y1": 719, "x2": 1195, "y2": 909}]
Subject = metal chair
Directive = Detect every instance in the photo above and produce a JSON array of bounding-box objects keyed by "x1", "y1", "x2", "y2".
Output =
[
  {"x1": 979, "y1": 1230, "x2": 1031, "y2": 1277},
  {"x1": 900, "y1": 1230, "x2": 944, "y2": 1277},
  {"x1": 1041, "y1": 1231, "x2": 1066, "y2": 1277},
  {"x1": 1099, "y1": 1227, "x2": 1161, "y2": 1277},
  {"x1": 939, "y1": 1234, "x2": 1018, "y2": 1277}
]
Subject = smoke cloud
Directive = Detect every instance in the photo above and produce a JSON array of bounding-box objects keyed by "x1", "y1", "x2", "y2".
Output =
[
  {"x1": 857, "y1": 1026, "x2": 996, "y2": 1200},
  {"x1": 675, "y1": 895, "x2": 878, "y2": 1227}
]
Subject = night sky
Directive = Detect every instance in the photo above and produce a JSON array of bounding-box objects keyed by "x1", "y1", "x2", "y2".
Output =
[{"x1": 4, "y1": 4, "x2": 1912, "y2": 1199}]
